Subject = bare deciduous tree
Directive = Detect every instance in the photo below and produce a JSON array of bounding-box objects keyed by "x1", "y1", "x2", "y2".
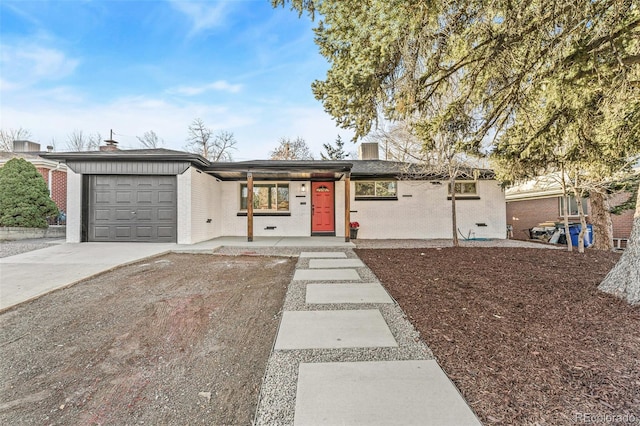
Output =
[
  {"x1": 136, "y1": 130, "x2": 164, "y2": 149},
  {"x1": 270, "y1": 137, "x2": 313, "y2": 160},
  {"x1": 185, "y1": 118, "x2": 237, "y2": 161},
  {"x1": 0, "y1": 128, "x2": 33, "y2": 152},
  {"x1": 66, "y1": 130, "x2": 102, "y2": 151}
]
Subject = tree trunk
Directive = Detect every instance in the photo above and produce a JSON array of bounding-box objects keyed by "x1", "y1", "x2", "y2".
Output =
[
  {"x1": 576, "y1": 191, "x2": 587, "y2": 253},
  {"x1": 590, "y1": 190, "x2": 614, "y2": 250},
  {"x1": 598, "y1": 182, "x2": 640, "y2": 305},
  {"x1": 561, "y1": 170, "x2": 573, "y2": 252},
  {"x1": 450, "y1": 175, "x2": 459, "y2": 247}
]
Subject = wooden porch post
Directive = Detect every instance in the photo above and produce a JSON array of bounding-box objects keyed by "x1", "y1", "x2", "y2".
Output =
[
  {"x1": 345, "y1": 173, "x2": 351, "y2": 242},
  {"x1": 247, "y1": 171, "x2": 253, "y2": 242}
]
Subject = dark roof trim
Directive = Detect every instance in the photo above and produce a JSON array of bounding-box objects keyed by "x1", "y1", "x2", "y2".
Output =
[
  {"x1": 205, "y1": 160, "x2": 353, "y2": 173},
  {"x1": 41, "y1": 149, "x2": 209, "y2": 168}
]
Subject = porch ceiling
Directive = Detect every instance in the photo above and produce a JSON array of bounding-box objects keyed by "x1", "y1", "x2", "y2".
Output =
[{"x1": 204, "y1": 160, "x2": 353, "y2": 181}]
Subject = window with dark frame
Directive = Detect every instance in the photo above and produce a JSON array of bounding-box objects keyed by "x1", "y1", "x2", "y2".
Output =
[
  {"x1": 355, "y1": 180, "x2": 397, "y2": 199},
  {"x1": 448, "y1": 181, "x2": 477, "y2": 196},
  {"x1": 240, "y1": 183, "x2": 289, "y2": 211}
]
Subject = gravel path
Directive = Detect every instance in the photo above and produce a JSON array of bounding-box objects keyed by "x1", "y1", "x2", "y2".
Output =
[{"x1": 0, "y1": 238, "x2": 65, "y2": 258}]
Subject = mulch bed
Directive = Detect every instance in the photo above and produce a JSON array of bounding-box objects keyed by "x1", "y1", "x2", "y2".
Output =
[{"x1": 356, "y1": 247, "x2": 640, "y2": 425}]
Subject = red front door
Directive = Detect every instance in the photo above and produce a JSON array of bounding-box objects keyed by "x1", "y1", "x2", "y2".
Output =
[{"x1": 311, "y1": 182, "x2": 335, "y2": 234}]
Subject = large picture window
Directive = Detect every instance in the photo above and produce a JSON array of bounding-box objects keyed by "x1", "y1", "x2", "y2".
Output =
[
  {"x1": 355, "y1": 181, "x2": 397, "y2": 199},
  {"x1": 240, "y1": 183, "x2": 289, "y2": 211}
]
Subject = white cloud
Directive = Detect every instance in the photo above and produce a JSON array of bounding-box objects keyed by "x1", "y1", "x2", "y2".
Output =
[
  {"x1": 168, "y1": 80, "x2": 243, "y2": 96},
  {"x1": 0, "y1": 41, "x2": 79, "y2": 91},
  {"x1": 169, "y1": 0, "x2": 230, "y2": 35}
]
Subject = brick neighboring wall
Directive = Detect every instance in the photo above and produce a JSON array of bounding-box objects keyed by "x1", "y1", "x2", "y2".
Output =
[
  {"x1": 609, "y1": 192, "x2": 635, "y2": 240},
  {"x1": 36, "y1": 167, "x2": 67, "y2": 213},
  {"x1": 507, "y1": 197, "x2": 560, "y2": 240},
  {"x1": 507, "y1": 192, "x2": 635, "y2": 241}
]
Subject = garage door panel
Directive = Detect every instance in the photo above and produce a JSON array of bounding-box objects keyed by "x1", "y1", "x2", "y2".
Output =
[
  {"x1": 95, "y1": 191, "x2": 112, "y2": 204},
  {"x1": 136, "y1": 209, "x2": 153, "y2": 221},
  {"x1": 137, "y1": 191, "x2": 153, "y2": 203},
  {"x1": 94, "y1": 226, "x2": 111, "y2": 239},
  {"x1": 116, "y1": 227, "x2": 132, "y2": 238},
  {"x1": 135, "y1": 226, "x2": 152, "y2": 238},
  {"x1": 88, "y1": 175, "x2": 176, "y2": 242},
  {"x1": 157, "y1": 226, "x2": 174, "y2": 238},
  {"x1": 95, "y1": 209, "x2": 111, "y2": 220},
  {"x1": 115, "y1": 209, "x2": 132, "y2": 220}
]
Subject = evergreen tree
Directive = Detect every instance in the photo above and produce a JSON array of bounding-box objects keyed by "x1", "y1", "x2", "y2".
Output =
[
  {"x1": 0, "y1": 158, "x2": 58, "y2": 228},
  {"x1": 321, "y1": 135, "x2": 347, "y2": 160}
]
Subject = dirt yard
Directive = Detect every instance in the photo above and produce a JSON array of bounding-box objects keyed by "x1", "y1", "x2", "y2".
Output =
[
  {"x1": 0, "y1": 253, "x2": 295, "y2": 425},
  {"x1": 357, "y1": 247, "x2": 640, "y2": 425}
]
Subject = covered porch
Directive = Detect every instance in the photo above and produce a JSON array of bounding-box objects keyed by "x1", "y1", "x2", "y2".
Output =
[{"x1": 205, "y1": 161, "x2": 354, "y2": 242}]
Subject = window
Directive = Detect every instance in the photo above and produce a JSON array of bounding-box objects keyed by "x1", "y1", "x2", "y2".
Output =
[
  {"x1": 355, "y1": 181, "x2": 397, "y2": 199},
  {"x1": 559, "y1": 196, "x2": 588, "y2": 216},
  {"x1": 448, "y1": 181, "x2": 477, "y2": 196},
  {"x1": 240, "y1": 183, "x2": 289, "y2": 211}
]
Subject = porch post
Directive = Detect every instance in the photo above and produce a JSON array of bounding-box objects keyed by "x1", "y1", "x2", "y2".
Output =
[
  {"x1": 247, "y1": 171, "x2": 253, "y2": 242},
  {"x1": 345, "y1": 172, "x2": 351, "y2": 242}
]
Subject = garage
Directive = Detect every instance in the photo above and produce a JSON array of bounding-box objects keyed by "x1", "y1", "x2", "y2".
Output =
[{"x1": 87, "y1": 175, "x2": 177, "y2": 242}]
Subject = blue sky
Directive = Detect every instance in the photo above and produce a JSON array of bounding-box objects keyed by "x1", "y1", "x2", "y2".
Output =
[{"x1": 0, "y1": 0, "x2": 355, "y2": 159}]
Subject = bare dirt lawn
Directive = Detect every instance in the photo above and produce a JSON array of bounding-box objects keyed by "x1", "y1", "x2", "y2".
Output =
[
  {"x1": 0, "y1": 253, "x2": 295, "y2": 425},
  {"x1": 356, "y1": 247, "x2": 640, "y2": 425}
]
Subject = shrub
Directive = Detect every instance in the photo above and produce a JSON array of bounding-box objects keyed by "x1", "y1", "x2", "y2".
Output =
[{"x1": 0, "y1": 158, "x2": 59, "y2": 228}]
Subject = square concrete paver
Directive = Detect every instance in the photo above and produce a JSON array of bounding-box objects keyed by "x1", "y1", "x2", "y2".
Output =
[
  {"x1": 306, "y1": 283, "x2": 394, "y2": 304},
  {"x1": 274, "y1": 310, "x2": 397, "y2": 350},
  {"x1": 300, "y1": 252, "x2": 347, "y2": 258},
  {"x1": 294, "y1": 360, "x2": 481, "y2": 426},
  {"x1": 308, "y1": 258, "x2": 365, "y2": 269},
  {"x1": 293, "y1": 268, "x2": 360, "y2": 281}
]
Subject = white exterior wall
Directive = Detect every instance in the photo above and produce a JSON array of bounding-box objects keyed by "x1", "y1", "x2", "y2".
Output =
[
  {"x1": 349, "y1": 180, "x2": 506, "y2": 239},
  {"x1": 177, "y1": 167, "x2": 222, "y2": 244},
  {"x1": 219, "y1": 180, "x2": 312, "y2": 237},
  {"x1": 66, "y1": 169, "x2": 82, "y2": 243}
]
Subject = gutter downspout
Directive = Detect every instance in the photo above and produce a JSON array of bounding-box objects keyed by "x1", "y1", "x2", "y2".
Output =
[{"x1": 48, "y1": 163, "x2": 61, "y2": 197}]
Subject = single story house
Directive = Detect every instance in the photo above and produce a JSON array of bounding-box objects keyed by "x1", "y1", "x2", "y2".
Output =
[
  {"x1": 506, "y1": 175, "x2": 635, "y2": 247},
  {"x1": 0, "y1": 141, "x2": 67, "y2": 215},
  {"x1": 42, "y1": 145, "x2": 506, "y2": 244}
]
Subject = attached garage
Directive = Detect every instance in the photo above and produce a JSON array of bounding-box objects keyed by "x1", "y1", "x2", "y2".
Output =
[
  {"x1": 42, "y1": 149, "x2": 210, "y2": 243},
  {"x1": 87, "y1": 175, "x2": 177, "y2": 242}
]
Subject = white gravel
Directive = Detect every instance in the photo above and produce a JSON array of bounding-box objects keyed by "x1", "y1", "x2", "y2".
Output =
[{"x1": 253, "y1": 249, "x2": 433, "y2": 425}]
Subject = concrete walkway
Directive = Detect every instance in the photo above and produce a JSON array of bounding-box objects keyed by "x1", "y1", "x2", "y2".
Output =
[{"x1": 256, "y1": 250, "x2": 481, "y2": 425}]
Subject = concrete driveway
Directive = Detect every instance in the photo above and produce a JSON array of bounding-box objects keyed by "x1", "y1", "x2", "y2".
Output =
[{"x1": 0, "y1": 243, "x2": 176, "y2": 311}]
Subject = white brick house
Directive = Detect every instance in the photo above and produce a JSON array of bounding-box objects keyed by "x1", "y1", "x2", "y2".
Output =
[{"x1": 44, "y1": 148, "x2": 506, "y2": 244}]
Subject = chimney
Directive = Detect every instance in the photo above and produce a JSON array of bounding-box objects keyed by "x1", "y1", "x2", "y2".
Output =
[
  {"x1": 100, "y1": 129, "x2": 120, "y2": 151},
  {"x1": 358, "y1": 142, "x2": 379, "y2": 160},
  {"x1": 13, "y1": 140, "x2": 41, "y2": 152}
]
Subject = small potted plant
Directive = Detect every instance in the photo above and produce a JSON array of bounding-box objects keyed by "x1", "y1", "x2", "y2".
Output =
[{"x1": 349, "y1": 221, "x2": 360, "y2": 239}]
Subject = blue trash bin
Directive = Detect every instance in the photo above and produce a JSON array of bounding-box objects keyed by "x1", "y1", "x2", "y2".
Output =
[{"x1": 569, "y1": 224, "x2": 593, "y2": 247}]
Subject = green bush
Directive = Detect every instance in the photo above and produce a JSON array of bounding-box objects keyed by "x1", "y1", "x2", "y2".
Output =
[{"x1": 0, "y1": 158, "x2": 59, "y2": 228}]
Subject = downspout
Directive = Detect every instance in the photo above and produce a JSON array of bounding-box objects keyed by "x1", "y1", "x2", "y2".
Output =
[{"x1": 48, "y1": 163, "x2": 61, "y2": 197}]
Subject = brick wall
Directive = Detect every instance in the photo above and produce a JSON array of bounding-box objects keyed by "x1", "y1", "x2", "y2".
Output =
[
  {"x1": 507, "y1": 192, "x2": 635, "y2": 241},
  {"x1": 609, "y1": 192, "x2": 635, "y2": 239},
  {"x1": 507, "y1": 197, "x2": 560, "y2": 240},
  {"x1": 36, "y1": 167, "x2": 67, "y2": 213}
]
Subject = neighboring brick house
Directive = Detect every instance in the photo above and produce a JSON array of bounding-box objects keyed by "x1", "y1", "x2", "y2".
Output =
[
  {"x1": 0, "y1": 141, "x2": 68, "y2": 215},
  {"x1": 506, "y1": 174, "x2": 636, "y2": 246}
]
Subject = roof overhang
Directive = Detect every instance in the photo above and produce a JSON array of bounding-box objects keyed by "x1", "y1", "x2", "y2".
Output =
[
  {"x1": 205, "y1": 161, "x2": 353, "y2": 181},
  {"x1": 41, "y1": 150, "x2": 209, "y2": 168}
]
